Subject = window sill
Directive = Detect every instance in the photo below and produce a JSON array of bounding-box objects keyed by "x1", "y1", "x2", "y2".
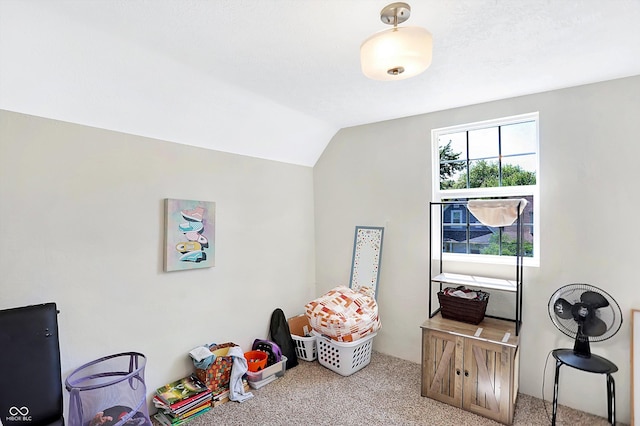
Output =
[{"x1": 437, "y1": 252, "x2": 539, "y2": 268}]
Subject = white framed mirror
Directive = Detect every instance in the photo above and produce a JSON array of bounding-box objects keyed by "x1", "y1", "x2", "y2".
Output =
[{"x1": 349, "y1": 226, "x2": 384, "y2": 299}]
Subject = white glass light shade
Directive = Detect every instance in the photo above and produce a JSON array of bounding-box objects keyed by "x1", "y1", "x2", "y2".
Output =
[{"x1": 360, "y1": 26, "x2": 433, "y2": 81}]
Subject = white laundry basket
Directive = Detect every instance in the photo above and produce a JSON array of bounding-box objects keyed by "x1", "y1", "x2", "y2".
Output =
[
  {"x1": 292, "y1": 334, "x2": 317, "y2": 361},
  {"x1": 288, "y1": 314, "x2": 317, "y2": 361},
  {"x1": 314, "y1": 332, "x2": 376, "y2": 376}
]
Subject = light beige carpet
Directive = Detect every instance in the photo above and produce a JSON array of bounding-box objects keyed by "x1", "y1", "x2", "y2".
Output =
[{"x1": 159, "y1": 352, "x2": 618, "y2": 425}]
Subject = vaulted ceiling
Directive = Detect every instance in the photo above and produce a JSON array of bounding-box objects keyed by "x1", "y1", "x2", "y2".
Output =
[{"x1": 2, "y1": 0, "x2": 639, "y2": 166}]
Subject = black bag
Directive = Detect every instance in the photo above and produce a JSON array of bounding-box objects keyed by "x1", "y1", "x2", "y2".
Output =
[{"x1": 269, "y1": 308, "x2": 299, "y2": 370}]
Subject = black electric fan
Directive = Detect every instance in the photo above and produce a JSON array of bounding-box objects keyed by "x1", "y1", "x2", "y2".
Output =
[{"x1": 548, "y1": 283, "x2": 622, "y2": 358}]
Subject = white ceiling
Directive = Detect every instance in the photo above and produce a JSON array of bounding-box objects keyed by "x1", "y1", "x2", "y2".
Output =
[{"x1": 2, "y1": 1, "x2": 640, "y2": 166}]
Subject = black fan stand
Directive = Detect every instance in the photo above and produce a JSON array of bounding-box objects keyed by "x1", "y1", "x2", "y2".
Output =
[
  {"x1": 551, "y1": 344, "x2": 618, "y2": 425},
  {"x1": 548, "y1": 284, "x2": 622, "y2": 425}
]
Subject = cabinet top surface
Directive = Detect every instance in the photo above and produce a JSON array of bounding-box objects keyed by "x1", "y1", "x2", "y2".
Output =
[{"x1": 421, "y1": 314, "x2": 519, "y2": 347}]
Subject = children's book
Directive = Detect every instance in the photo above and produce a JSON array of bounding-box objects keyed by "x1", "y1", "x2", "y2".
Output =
[
  {"x1": 156, "y1": 374, "x2": 210, "y2": 406},
  {"x1": 154, "y1": 406, "x2": 211, "y2": 426},
  {"x1": 154, "y1": 393, "x2": 211, "y2": 415},
  {"x1": 169, "y1": 393, "x2": 211, "y2": 415},
  {"x1": 168, "y1": 401, "x2": 211, "y2": 421}
]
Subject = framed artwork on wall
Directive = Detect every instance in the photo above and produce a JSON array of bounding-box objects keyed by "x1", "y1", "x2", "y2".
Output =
[
  {"x1": 349, "y1": 226, "x2": 384, "y2": 299},
  {"x1": 164, "y1": 199, "x2": 215, "y2": 272}
]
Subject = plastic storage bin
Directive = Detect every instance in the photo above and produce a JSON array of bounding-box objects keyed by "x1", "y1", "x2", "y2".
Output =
[
  {"x1": 245, "y1": 356, "x2": 287, "y2": 389},
  {"x1": 314, "y1": 332, "x2": 376, "y2": 376}
]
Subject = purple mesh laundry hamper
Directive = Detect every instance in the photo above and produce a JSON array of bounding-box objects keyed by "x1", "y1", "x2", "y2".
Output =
[{"x1": 65, "y1": 352, "x2": 152, "y2": 426}]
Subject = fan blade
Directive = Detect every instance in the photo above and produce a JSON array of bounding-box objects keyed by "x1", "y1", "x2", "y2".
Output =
[
  {"x1": 580, "y1": 291, "x2": 609, "y2": 309},
  {"x1": 553, "y1": 298, "x2": 574, "y2": 319},
  {"x1": 582, "y1": 316, "x2": 607, "y2": 337}
]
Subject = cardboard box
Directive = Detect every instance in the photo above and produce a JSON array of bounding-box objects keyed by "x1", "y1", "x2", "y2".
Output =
[{"x1": 288, "y1": 314, "x2": 312, "y2": 337}]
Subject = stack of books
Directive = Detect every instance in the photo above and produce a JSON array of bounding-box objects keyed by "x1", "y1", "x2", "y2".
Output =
[{"x1": 153, "y1": 374, "x2": 212, "y2": 425}]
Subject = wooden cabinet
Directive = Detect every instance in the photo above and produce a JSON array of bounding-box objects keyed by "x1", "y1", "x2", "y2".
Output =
[{"x1": 421, "y1": 315, "x2": 520, "y2": 424}]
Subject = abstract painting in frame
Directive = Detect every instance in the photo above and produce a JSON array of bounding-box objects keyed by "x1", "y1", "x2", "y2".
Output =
[{"x1": 164, "y1": 198, "x2": 215, "y2": 272}]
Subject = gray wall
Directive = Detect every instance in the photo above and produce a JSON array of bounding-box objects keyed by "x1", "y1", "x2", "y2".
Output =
[
  {"x1": 314, "y1": 75, "x2": 640, "y2": 423},
  {"x1": 0, "y1": 110, "x2": 316, "y2": 413}
]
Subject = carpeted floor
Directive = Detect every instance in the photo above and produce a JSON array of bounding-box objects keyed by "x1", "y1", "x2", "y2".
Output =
[{"x1": 158, "y1": 352, "x2": 616, "y2": 425}]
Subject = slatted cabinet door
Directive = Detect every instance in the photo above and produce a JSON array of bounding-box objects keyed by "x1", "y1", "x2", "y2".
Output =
[
  {"x1": 422, "y1": 329, "x2": 463, "y2": 406},
  {"x1": 462, "y1": 338, "x2": 516, "y2": 424},
  {"x1": 421, "y1": 315, "x2": 519, "y2": 425}
]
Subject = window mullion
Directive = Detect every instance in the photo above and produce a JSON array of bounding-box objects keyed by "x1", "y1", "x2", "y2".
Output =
[
  {"x1": 466, "y1": 204, "x2": 470, "y2": 254},
  {"x1": 498, "y1": 126, "x2": 502, "y2": 186},
  {"x1": 465, "y1": 131, "x2": 470, "y2": 189}
]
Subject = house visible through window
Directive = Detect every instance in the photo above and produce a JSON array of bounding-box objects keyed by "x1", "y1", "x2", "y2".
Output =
[{"x1": 432, "y1": 113, "x2": 539, "y2": 265}]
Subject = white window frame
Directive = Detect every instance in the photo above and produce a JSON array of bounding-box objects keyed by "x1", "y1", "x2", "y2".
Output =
[{"x1": 431, "y1": 112, "x2": 540, "y2": 267}]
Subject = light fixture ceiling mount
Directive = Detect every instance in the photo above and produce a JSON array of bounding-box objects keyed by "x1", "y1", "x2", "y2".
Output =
[
  {"x1": 360, "y1": 2, "x2": 433, "y2": 81},
  {"x1": 380, "y1": 2, "x2": 411, "y2": 26}
]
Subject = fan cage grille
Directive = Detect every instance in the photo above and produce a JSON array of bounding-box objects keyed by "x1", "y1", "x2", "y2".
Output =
[{"x1": 547, "y1": 283, "x2": 622, "y2": 342}]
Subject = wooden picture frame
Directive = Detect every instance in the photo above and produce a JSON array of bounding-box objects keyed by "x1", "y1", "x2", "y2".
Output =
[{"x1": 633, "y1": 309, "x2": 640, "y2": 425}]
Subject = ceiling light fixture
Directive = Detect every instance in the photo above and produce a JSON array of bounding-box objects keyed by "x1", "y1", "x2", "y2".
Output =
[{"x1": 360, "y1": 2, "x2": 433, "y2": 81}]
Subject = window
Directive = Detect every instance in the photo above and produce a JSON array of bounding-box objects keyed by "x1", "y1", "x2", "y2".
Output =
[
  {"x1": 432, "y1": 113, "x2": 539, "y2": 265},
  {"x1": 450, "y1": 210, "x2": 464, "y2": 225}
]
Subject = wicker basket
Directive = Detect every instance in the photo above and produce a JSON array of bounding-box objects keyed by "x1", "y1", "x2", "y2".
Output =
[{"x1": 437, "y1": 289, "x2": 490, "y2": 325}]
